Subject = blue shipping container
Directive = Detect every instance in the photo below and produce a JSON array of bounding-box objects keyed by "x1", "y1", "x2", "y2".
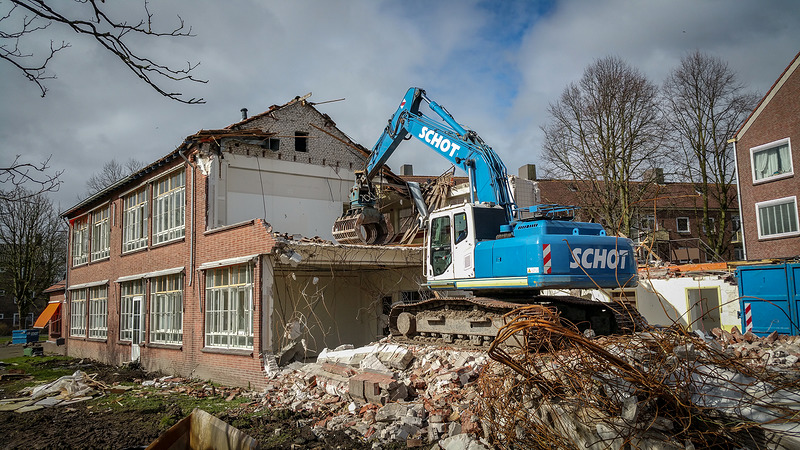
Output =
[
  {"x1": 11, "y1": 329, "x2": 39, "y2": 344},
  {"x1": 737, "y1": 263, "x2": 800, "y2": 336}
]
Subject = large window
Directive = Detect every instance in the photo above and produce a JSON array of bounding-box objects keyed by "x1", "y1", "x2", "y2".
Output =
[
  {"x1": 205, "y1": 264, "x2": 253, "y2": 349},
  {"x1": 70, "y1": 289, "x2": 87, "y2": 337},
  {"x1": 123, "y1": 188, "x2": 148, "y2": 252},
  {"x1": 751, "y1": 138, "x2": 793, "y2": 183},
  {"x1": 72, "y1": 217, "x2": 88, "y2": 266},
  {"x1": 88, "y1": 285, "x2": 108, "y2": 339},
  {"x1": 91, "y1": 206, "x2": 110, "y2": 261},
  {"x1": 153, "y1": 170, "x2": 186, "y2": 244},
  {"x1": 120, "y1": 281, "x2": 143, "y2": 342},
  {"x1": 756, "y1": 196, "x2": 799, "y2": 239},
  {"x1": 151, "y1": 274, "x2": 183, "y2": 345}
]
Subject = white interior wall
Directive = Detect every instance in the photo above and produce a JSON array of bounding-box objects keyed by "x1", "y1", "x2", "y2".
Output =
[
  {"x1": 623, "y1": 277, "x2": 740, "y2": 332},
  {"x1": 267, "y1": 266, "x2": 420, "y2": 354},
  {"x1": 214, "y1": 154, "x2": 355, "y2": 239}
]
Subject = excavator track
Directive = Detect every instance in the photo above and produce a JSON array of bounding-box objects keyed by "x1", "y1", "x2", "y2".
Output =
[{"x1": 388, "y1": 295, "x2": 647, "y2": 348}]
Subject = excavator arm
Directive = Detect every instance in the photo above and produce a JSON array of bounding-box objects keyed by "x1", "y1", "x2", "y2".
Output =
[{"x1": 333, "y1": 87, "x2": 517, "y2": 244}]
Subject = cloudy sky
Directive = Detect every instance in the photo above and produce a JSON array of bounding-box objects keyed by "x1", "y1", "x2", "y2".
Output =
[{"x1": 1, "y1": 0, "x2": 798, "y2": 211}]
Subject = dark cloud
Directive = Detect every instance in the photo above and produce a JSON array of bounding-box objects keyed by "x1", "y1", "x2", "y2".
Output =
[{"x1": 1, "y1": 0, "x2": 797, "y2": 209}]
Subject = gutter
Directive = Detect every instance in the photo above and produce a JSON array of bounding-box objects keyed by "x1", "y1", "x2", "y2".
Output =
[{"x1": 729, "y1": 137, "x2": 747, "y2": 260}]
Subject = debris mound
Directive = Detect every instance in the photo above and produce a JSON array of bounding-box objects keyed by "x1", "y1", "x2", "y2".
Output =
[{"x1": 478, "y1": 304, "x2": 800, "y2": 449}]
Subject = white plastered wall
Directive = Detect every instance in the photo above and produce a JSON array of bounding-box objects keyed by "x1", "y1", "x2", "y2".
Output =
[
  {"x1": 260, "y1": 258, "x2": 422, "y2": 354},
  {"x1": 595, "y1": 276, "x2": 740, "y2": 332},
  {"x1": 209, "y1": 153, "x2": 355, "y2": 239}
]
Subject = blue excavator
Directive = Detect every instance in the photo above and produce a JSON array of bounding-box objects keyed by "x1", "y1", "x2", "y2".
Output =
[{"x1": 333, "y1": 88, "x2": 640, "y2": 344}]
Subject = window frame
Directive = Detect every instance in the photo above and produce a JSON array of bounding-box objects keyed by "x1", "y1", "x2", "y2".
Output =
[
  {"x1": 88, "y1": 285, "x2": 108, "y2": 339},
  {"x1": 750, "y1": 138, "x2": 793, "y2": 184},
  {"x1": 150, "y1": 274, "x2": 183, "y2": 345},
  {"x1": 120, "y1": 281, "x2": 143, "y2": 342},
  {"x1": 71, "y1": 216, "x2": 89, "y2": 267},
  {"x1": 152, "y1": 170, "x2": 186, "y2": 245},
  {"x1": 755, "y1": 196, "x2": 800, "y2": 240},
  {"x1": 204, "y1": 264, "x2": 254, "y2": 350},
  {"x1": 91, "y1": 206, "x2": 110, "y2": 261},
  {"x1": 676, "y1": 217, "x2": 690, "y2": 234},
  {"x1": 70, "y1": 289, "x2": 87, "y2": 337},
  {"x1": 122, "y1": 187, "x2": 149, "y2": 253}
]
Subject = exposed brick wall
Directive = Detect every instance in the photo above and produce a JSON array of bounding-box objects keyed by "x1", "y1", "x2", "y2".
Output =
[
  {"x1": 230, "y1": 101, "x2": 367, "y2": 172},
  {"x1": 65, "y1": 156, "x2": 275, "y2": 389},
  {"x1": 736, "y1": 61, "x2": 800, "y2": 260}
]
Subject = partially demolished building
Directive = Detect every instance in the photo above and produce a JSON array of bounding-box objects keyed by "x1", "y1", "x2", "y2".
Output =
[{"x1": 61, "y1": 96, "x2": 423, "y2": 388}]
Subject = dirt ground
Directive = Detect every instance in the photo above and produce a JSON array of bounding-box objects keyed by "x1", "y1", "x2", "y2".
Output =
[{"x1": 0, "y1": 357, "x2": 369, "y2": 449}]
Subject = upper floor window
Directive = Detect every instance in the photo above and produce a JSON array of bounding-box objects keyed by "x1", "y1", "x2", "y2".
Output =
[
  {"x1": 91, "y1": 206, "x2": 110, "y2": 261},
  {"x1": 123, "y1": 188, "x2": 148, "y2": 253},
  {"x1": 71, "y1": 216, "x2": 88, "y2": 266},
  {"x1": 756, "y1": 196, "x2": 799, "y2": 240},
  {"x1": 676, "y1": 217, "x2": 690, "y2": 234},
  {"x1": 294, "y1": 131, "x2": 309, "y2": 152},
  {"x1": 751, "y1": 138, "x2": 793, "y2": 183},
  {"x1": 153, "y1": 170, "x2": 185, "y2": 244}
]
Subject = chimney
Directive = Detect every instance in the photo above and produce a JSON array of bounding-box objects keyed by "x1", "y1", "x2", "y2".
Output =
[
  {"x1": 240, "y1": 108, "x2": 248, "y2": 120},
  {"x1": 644, "y1": 168, "x2": 665, "y2": 184},
  {"x1": 401, "y1": 164, "x2": 414, "y2": 176},
  {"x1": 519, "y1": 164, "x2": 536, "y2": 181}
]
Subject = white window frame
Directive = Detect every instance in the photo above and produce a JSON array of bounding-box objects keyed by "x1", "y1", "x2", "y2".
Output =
[
  {"x1": 70, "y1": 290, "x2": 87, "y2": 337},
  {"x1": 88, "y1": 285, "x2": 108, "y2": 339},
  {"x1": 676, "y1": 217, "x2": 690, "y2": 234},
  {"x1": 150, "y1": 274, "x2": 183, "y2": 345},
  {"x1": 153, "y1": 170, "x2": 186, "y2": 245},
  {"x1": 120, "y1": 281, "x2": 143, "y2": 342},
  {"x1": 205, "y1": 264, "x2": 253, "y2": 349},
  {"x1": 123, "y1": 188, "x2": 148, "y2": 253},
  {"x1": 702, "y1": 217, "x2": 716, "y2": 235},
  {"x1": 751, "y1": 138, "x2": 793, "y2": 184},
  {"x1": 756, "y1": 196, "x2": 800, "y2": 240},
  {"x1": 72, "y1": 216, "x2": 89, "y2": 266},
  {"x1": 91, "y1": 206, "x2": 110, "y2": 261}
]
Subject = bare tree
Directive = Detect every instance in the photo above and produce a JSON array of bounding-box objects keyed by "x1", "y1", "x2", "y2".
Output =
[
  {"x1": 1, "y1": 0, "x2": 205, "y2": 103},
  {"x1": 0, "y1": 154, "x2": 62, "y2": 201},
  {"x1": 0, "y1": 188, "x2": 66, "y2": 329},
  {"x1": 542, "y1": 56, "x2": 665, "y2": 237},
  {"x1": 84, "y1": 158, "x2": 144, "y2": 197},
  {"x1": 663, "y1": 51, "x2": 758, "y2": 257}
]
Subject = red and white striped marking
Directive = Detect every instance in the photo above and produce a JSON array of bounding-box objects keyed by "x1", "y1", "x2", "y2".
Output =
[
  {"x1": 543, "y1": 244, "x2": 552, "y2": 274},
  {"x1": 744, "y1": 302, "x2": 753, "y2": 332}
]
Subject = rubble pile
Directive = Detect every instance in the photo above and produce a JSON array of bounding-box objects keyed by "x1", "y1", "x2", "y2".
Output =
[
  {"x1": 714, "y1": 327, "x2": 800, "y2": 372},
  {"x1": 479, "y1": 304, "x2": 800, "y2": 449},
  {"x1": 258, "y1": 342, "x2": 492, "y2": 448}
]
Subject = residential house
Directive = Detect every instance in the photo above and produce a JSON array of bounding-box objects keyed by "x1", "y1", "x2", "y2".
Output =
[
  {"x1": 536, "y1": 178, "x2": 741, "y2": 264},
  {"x1": 62, "y1": 96, "x2": 423, "y2": 389},
  {"x1": 733, "y1": 51, "x2": 800, "y2": 260}
]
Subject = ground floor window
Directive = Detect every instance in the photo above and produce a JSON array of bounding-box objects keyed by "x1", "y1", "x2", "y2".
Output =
[
  {"x1": 205, "y1": 264, "x2": 253, "y2": 349},
  {"x1": 151, "y1": 274, "x2": 183, "y2": 345},
  {"x1": 70, "y1": 290, "x2": 87, "y2": 337},
  {"x1": 120, "y1": 281, "x2": 143, "y2": 342},
  {"x1": 88, "y1": 285, "x2": 108, "y2": 339}
]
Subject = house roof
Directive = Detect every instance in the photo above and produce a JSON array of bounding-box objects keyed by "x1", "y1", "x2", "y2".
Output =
[
  {"x1": 735, "y1": 50, "x2": 800, "y2": 140},
  {"x1": 43, "y1": 280, "x2": 66, "y2": 293},
  {"x1": 62, "y1": 128, "x2": 276, "y2": 218}
]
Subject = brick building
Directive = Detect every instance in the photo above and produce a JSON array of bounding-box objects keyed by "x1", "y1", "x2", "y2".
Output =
[
  {"x1": 62, "y1": 96, "x2": 422, "y2": 389},
  {"x1": 733, "y1": 51, "x2": 800, "y2": 260},
  {"x1": 536, "y1": 179, "x2": 741, "y2": 264}
]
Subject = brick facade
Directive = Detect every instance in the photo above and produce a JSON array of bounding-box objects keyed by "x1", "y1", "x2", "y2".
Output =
[
  {"x1": 735, "y1": 52, "x2": 800, "y2": 260},
  {"x1": 61, "y1": 97, "x2": 423, "y2": 389}
]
